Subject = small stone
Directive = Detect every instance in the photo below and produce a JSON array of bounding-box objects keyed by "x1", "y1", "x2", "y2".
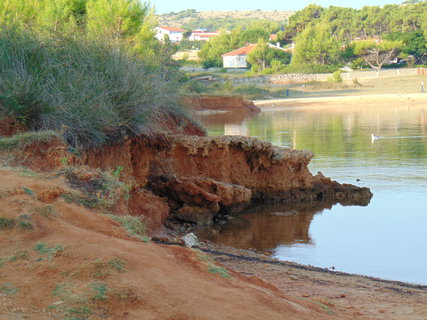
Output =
[
  {"x1": 340, "y1": 294, "x2": 346, "y2": 298},
  {"x1": 181, "y1": 233, "x2": 199, "y2": 248},
  {"x1": 302, "y1": 294, "x2": 310, "y2": 298}
]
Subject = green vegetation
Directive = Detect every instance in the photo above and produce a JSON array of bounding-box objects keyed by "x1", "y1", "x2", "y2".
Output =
[
  {"x1": 0, "y1": 0, "x2": 195, "y2": 150},
  {"x1": 352, "y1": 39, "x2": 403, "y2": 71},
  {"x1": 0, "y1": 282, "x2": 19, "y2": 295},
  {"x1": 34, "y1": 243, "x2": 64, "y2": 261},
  {"x1": 0, "y1": 131, "x2": 60, "y2": 152},
  {"x1": 31, "y1": 205, "x2": 57, "y2": 219},
  {"x1": 208, "y1": 265, "x2": 231, "y2": 278},
  {"x1": 247, "y1": 40, "x2": 292, "y2": 74},
  {"x1": 0, "y1": 215, "x2": 34, "y2": 231},
  {"x1": 0, "y1": 217, "x2": 16, "y2": 230},
  {"x1": 108, "y1": 257, "x2": 127, "y2": 272},
  {"x1": 108, "y1": 214, "x2": 147, "y2": 241},
  {"x1": 194, "y1": 2, "x2": 426, "y2": 73},
  {"x1": 0, "y1": 250, "x2": 29, "y2": 267},
  {"x1": 17, "y1": 215, "x2": 33, "y2": 231},
  {"x1": 61, "y1": 167, "x2": 131, "y2": 211}
]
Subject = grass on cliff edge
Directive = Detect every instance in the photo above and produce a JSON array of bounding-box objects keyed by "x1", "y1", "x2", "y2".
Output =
[
  {"x1": 0, "y1": 28, "x2": 197, "y2": 150},
  {"x1": 0, "y1": 131, "x2": 59, "y2": 152}
]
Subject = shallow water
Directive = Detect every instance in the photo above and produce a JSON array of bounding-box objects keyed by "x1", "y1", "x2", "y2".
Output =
[{"x1": 202, "y1": 102, "x2": 427, "y2": 284}]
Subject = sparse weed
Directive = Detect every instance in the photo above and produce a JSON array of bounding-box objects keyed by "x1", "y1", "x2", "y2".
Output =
[
  {"x1": 112, "y1": 166, "x2": 124, "y2": 178},
  {"x1": 34, "y1": 243, "x2": 64, "y2": 261},
  {"x1": 0, "y1": 250, "x2": 28, "y2": 267},
  {"x1": 22, "y1": 186, "x2": 34, "y2": 196},
  {"x1": 17, "y1": 219, "x2": 33, "y2": 231},
  {"x1": 31, "y1": 205, "x2": 56, "y2": 219},
  {"x1": 89, "y1": 281, "x2": 109, "y2": 302},
  {"x1": 208, "y1": 265, "x2": 231, "y2": 279},
  {"x1": 0, "y1": 282, "x2": 19, "y2": 295},
  {"x1": 91, "y1": 260, "x2": 111, "y2": 279},
  {"x1": 108, "y1": 258, "x2": 126, "y2": 272},
  {"x1": 107, "y1": 214, "x2": 148, "y2": 241},
  {"x1": 0, "y1": 217, "x2": 16, "y2": 230}
]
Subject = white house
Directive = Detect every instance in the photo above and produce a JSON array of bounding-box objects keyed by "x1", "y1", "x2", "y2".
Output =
[
  {"x1": 155, "y1": 26, "x2": 185, "y2": 43},
  {"x1": 222, "y1": 44, "x2": 257, "y2": 69},
  {"x1": 188, "y1": 30, "x2": 219, "y2": 41},
  {"x1": 222, "y1": 43, "x2": 289, "y2": 69}
]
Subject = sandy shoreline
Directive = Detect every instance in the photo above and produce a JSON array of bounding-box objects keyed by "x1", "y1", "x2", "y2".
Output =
[
  {"x1": 200, "y1": 241, "x2": 427, "y2": 320},
  {"x1": 254, "y1": 93, "x2": 427, "y2": 108}
]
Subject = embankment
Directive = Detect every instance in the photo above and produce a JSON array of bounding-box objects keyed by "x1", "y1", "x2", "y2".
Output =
[{"x1": 82, "y1": 134, "x2": 372, "y2": 233}]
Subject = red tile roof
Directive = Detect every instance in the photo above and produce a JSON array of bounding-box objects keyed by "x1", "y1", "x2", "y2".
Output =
[
  {"x1": 158, "y1": 26, "x2": 185, "y2": 32},
  {"x1": 222, "y1": 44, "x2": 257, "y2": 57},
  {"x1": 196, "y1": 34, "x2": 218, "y2": 38}
]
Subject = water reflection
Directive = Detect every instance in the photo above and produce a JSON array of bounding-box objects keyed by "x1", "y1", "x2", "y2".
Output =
[
  {"x1": 202, "y1": 200, "x2": 370, "y2": 251},
  {"x1": 201, "y1": 101, "x2": 427, "y2": 284}
]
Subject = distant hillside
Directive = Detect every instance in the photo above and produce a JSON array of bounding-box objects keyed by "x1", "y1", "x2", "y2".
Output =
[{"x1": 157, "y1": 9, "x2": 294, "y2": 31}]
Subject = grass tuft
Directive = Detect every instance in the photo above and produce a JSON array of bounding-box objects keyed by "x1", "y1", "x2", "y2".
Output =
[
  {"x1": 31, "y1": 205, "x2": 56, "y2": 219},
  {"x1": 0, "y1": 131, "x2": 60, "y2": 152},
  {"x1": 208, "y1": 265, "x2": 231, "y2": 279},
  {"x1": 0, "y1": 282, "x2": 19, "y2": 295},
  {"x1": 108, "y1": 258, "x2": 127, "y2": 272},
  {"x1": 108, "y1": 214, "x2": 148, "y2": 241},
  {"x1": 0, "y1": 217, "x2": 16, "y2": 230},
  {"x1": 34, "y1": 243, "x2": 64, "y2": 261}
]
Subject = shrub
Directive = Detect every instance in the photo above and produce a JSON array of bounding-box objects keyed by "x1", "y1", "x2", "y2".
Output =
[
  {"x1": 0, "y1": 28, "x2": 193, "y2": 150},
  {"x1": 328, "y1": 70, "x2": 343, "y2": 83}
]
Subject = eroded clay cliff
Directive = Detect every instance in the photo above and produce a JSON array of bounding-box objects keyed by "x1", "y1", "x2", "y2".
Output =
[{"x1": 82, "y1": 134, "x2": 372, "y2": 232}]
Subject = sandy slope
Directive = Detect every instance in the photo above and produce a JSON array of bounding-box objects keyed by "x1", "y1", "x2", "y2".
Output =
[{"x1": 0, "y1": 167, "x2": 330, "y2": 320}]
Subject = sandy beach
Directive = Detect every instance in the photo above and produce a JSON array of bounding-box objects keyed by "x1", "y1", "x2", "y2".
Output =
[{"x1": 254, "y1": 93, "x2": 427, "y2": 108}]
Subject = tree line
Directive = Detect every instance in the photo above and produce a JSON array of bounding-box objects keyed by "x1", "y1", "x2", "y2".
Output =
[{"x1": 197, "y1": 1, "x2": 427, "y2": 73}]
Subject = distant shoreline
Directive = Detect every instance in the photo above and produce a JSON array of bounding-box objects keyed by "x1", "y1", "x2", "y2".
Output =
[{"x1": 254, "y1": 93, "x2": 427, "y2": 108}]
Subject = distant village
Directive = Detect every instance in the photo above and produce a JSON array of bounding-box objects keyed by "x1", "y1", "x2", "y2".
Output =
[{"x1": 155, "y1": 26, "x2": 291, "y2": 69}]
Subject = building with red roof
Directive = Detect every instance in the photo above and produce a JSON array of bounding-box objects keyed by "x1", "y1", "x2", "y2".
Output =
[
  {"x1": 155, "y1": 26, "x2": 186, "y2": 43},
  {"x1": 189, "y1": 30, "x2": 219, "y2": 41},
  {"x1": 222, "y1": 44, "x2": 258, "y2": 69}
]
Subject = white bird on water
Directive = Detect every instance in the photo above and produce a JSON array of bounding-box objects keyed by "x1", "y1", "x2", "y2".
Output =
[{"x1": 371, "y1": 133, "x2": 380, "y2": 143}]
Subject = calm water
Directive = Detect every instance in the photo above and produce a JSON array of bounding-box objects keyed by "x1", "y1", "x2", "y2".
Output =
[{"x1": 202, "y1": 102, "x2": 427, "y2": 284}]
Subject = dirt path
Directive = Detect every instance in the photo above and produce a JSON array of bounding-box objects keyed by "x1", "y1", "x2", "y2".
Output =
[{"x1": 199, "y1": 242, "x2": 427, "y2": 320}]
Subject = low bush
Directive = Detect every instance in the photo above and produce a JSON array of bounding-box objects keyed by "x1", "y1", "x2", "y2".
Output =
[{"x1": 0, "y1": 28, "x2": 192, "y2": 150}]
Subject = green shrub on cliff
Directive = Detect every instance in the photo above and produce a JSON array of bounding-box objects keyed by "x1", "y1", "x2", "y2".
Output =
[{"x1": 0, "y1": 28, "x2": 192, "y2": 149}]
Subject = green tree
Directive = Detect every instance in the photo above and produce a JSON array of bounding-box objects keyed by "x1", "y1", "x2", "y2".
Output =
[
  {"x1": 240, "y1": 28, "x2": 269, "y2": 43},
  {"x1": 291, "y1": 22, "x2": 340, "y2": 65},
  {"x1": 385, "y1": 31, "x2": 427, "y2": 62},
  {"x1": 198, "y1": 28, "x2": 242, "y2": 68},
  {"x1": 353, "y1": 39, "x2": 403, "y2": 71},
  {"x1": 282, "y1": 4, "x2": 324, "y2": 42},
  {"x1": 247, "y1": 40, "x2": 274, "y2": 72},
  {"x1": 86, "y1": 0, "x2": 152, "y2": 41}
]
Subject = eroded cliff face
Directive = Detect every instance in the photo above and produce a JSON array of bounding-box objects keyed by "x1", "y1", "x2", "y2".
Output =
[{"x1": 82, "y1": 134, "x2": 372, "y2": 233}]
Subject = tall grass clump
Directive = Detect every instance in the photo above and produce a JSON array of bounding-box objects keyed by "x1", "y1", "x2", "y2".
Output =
[{"x1": 0, "y1": 28, "x2": 189, "y2": 149}]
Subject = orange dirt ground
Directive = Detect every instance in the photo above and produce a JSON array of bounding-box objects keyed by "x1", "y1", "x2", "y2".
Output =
[
  {"x1": 1, "y1": 167, "x2": 426, "y2": 319},
  {"x1": 0, "y1": 168, "x2": 341, "y2": 320}
]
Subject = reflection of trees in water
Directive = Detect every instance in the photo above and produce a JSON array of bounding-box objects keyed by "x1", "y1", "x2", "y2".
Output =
[{"x1": 203, "y1": 104, "x2": 427, "y2": 164}]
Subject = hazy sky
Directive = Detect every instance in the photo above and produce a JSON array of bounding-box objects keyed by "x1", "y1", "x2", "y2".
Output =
[{"x1": 152, "y1": 0, "x2": 401, "y2": 14}]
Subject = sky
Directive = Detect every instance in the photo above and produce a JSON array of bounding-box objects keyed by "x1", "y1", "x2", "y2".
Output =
[{"x1": 152, "y1": 0, "x2": 401, "y2": 14}]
